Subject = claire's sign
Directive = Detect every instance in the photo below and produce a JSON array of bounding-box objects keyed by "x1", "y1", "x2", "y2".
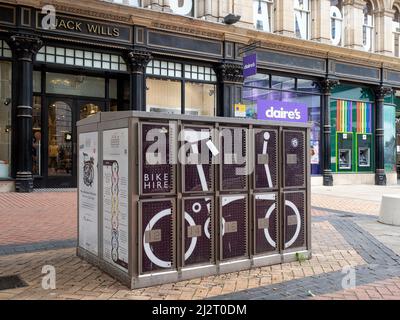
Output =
[
  {"x1": 243, "y1": 53, "x2": 257, "y2": 78},
  {"x1": 257, "y1": 100, "x2": 308, "y2": 123}
]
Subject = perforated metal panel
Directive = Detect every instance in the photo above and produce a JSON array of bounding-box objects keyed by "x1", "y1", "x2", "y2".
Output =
[
  {"x1": 283, "y1": 191, "x2": 306, "y2": 250},
  {"x1": 183, "y1": 197, "x2": 213, "y2": 266},
  {"x1": 254, "y1": 193, "x2": 278, "y2": 254},
  {"x1": 220, "y1": 127, "x2": 248, "y2": 191},
  {"x1": 140, "y1": 122, "x2": 175, "y2": 195},
  {"x1": 140, "y1": 199, "x2": 175, "y2": 273},
  {"x1": 254, "y1": 129, "x2": 278, "y2": 190},
  {"x1": 220, "y1": 195, "x2": 248, "y2": 260},
  {"x1": 283, "y1": 130, "x2": 306, "y2": 188},
  {"x1": 181, "y1": 125, "x2": 214, "y2": 193}
]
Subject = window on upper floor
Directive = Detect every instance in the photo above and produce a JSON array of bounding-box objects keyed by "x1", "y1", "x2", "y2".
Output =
[
  {"x1": 393, "y1": 5, "x2": 400, "y2": 57},
  {"x1": 294, "y1": 0, "x2": 311, "y2": 40},
  {"x1": 363, "y1": 1, "x2": 374, "y2": 52},
  {"x1": 253, "y1": 0, "x2": 274, "y2": 33},
  {"x1": 330, "y1": 0, "x2": 343, "y2": 46}
]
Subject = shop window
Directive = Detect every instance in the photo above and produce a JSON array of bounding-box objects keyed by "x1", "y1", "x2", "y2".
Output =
[
  {"x1": 109, "y1": 79, "x2": 118, "y2": 100},
  {"x1": 184, "y1": 64, "x2": 217, "y2": 82},
  {"x1": 330, "y1": 0, "x2": 343, "y2": 46},
  {"x1": 244, "y1": 73, "x2": 270, "y2": 88},
  {"x1": 185, "y1": 82, "x2": 216, "y2": 116},
  {"x1": 253, "y1": 0, "x2": 274, "y2": 33},
  {"x1": 384, "y1": 104, "x2": 396, "y2": 172},
  {"x1": 362, "y1": 1, "x2": 374, "y2": 52},
  {"x1": 294, "y1": 0, "x2": 310, "y2": 40},
  {"x1": 393, "y1": 6, "x2": 400, "y2": 57},
  {"x1": 46, "y1": 72, "x2": 106, "y2": 98},
  {"x1": 147, "y1": 60, "x2": 182, "y2": 78},
  {"x1": 36, "y1": 46, "x2": 127, "y2": 72},
  {"x1": 332, "y1": 84, "x2": 374, "y2": 102},
  {"x1": 146, "y1": 59, "x2": 217, "y2": 115},
  {"x1": 297, "y1": 78, "x2": 319, "y2": 93},
  {"x1": 271, "y1": 75, "x2": 295, "y2": 91},
  {"x1": 33, "y1": 71, "x2": 42, "y2": 93},
  {"x1": 0, "y1": 61, "x2": 11, "y2": 178},
  {"x1": 48, "y1": 101, "x2": 73, "y2": 177},
  {"x1": 33, "y1": 97, "x2": 42, "y2": 176},
  {"x1": 0, "y1": 40, "x2": 12, "y2": 58},
  {"x1": 146, "y1": 78, "x2": 182, "y2": 114},
  {"x1": 330, "y1": 97, "x2": 375, "y2": 173},
  {"x1": 242, "y1": 85, "x2": 321, "y2": 174}
]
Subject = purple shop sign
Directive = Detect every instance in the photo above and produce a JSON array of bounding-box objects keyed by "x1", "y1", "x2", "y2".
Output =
[
  {"x1": 257, "y1": 99, "x2": 308, "y2": 123},
  {"x1": 243, "y1": 53, "x2": 257, "y2": 78}
]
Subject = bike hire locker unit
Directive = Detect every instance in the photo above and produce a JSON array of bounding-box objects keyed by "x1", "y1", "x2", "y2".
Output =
[{"x1": 77, "y1": 111, "x2": 312, "y2": 289}]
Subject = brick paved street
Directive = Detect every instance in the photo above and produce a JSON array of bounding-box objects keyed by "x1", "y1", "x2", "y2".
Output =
[{"x1": 0, "y1": 187, "x2": 400, "y2": 300}]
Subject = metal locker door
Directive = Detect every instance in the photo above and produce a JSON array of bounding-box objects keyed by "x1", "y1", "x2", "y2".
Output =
[
  {"x1": 183, "y1": 197, "x2": 214, "y2": 266},
  {"x1": 139, "y1": 198, "x2": 176, "y2": 274},
  {"x1": 254, "y1": 193, "x2": 279, "y2": 255},
  {"x1": 283, "y1": 130, "x2": 306, "y2": 189},
  {"x1": 220, "y1": 195, "x2": 248, "y2": 260},
  {"x1": 254, "y1": 128, "x2": 278, "y2": 190},
  {"x1": 283, "y1": 191, "x2": 306, "y2": 250}
]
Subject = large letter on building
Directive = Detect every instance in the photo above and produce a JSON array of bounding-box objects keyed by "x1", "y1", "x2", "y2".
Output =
[{"x1": 169, "y1": 0, "x2": 193, "y2": 16}]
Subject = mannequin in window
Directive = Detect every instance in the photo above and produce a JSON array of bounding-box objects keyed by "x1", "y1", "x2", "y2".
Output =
[{"x1": 49, "y1": 137, "x2": 59, "y2": 173}]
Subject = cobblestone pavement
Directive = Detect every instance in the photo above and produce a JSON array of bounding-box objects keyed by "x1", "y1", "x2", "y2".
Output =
[{"x1": 0, "y1": 190, "x2": 400, "y2": 300}]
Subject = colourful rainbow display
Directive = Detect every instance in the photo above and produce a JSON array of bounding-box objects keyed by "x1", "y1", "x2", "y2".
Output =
[
  {"x1": 336, "y1": 100, "x2": 353, "y2": 132},
  {"x1": 356, "y1": 102, "x2": 372, "y2": 134}
]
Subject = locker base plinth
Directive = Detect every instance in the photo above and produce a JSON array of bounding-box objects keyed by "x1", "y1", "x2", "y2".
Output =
[{"x1": 77, "y1": 247, "x2": 312, "y2": 289}]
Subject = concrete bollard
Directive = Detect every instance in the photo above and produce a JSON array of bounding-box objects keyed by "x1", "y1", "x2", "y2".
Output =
[{"x1": 379, "y1": 195, "x2": 400, "y2": 226}]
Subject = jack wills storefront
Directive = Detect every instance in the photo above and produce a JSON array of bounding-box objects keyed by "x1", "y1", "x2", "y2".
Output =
[{"x1": 0, "y1": 1, "x2": 399, "y2": 192}]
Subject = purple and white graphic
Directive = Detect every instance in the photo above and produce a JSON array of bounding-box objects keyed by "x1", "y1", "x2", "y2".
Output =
[
  {"x1": 284, "y1": 191, "x2": 305, "y2": 249},
  {"x1": 184, "y1": 197, "x2": 212, "y2": 266},
  {"x1": 257, "y1": 100, "x2": 308, "y2": 123},
  {"x1": 255, "y1": 194, "x2": 278, "y2": 254},
  {"x1": 141, "y1": 200, "x2": 174, "y2": 273},
  {"x1": 243, "y1": 53, "x2": 257, "y2": 78},
  {"x1": 254, "y1": 129, "x2": 277, "y2": 189}
]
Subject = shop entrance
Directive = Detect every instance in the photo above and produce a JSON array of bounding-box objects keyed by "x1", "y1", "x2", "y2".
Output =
[{"x1": 34, "y1": 96, "x2": 104, "y2": 188}]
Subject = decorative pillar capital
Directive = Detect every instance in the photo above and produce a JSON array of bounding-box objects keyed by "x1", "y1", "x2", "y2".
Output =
[
  {"x1": 216, "y1": 63, "x2": 244, "y2": 83},
  {"x1": 9, "y1": 34, "x2": 43, "y2": 62},
  {"x1": 315, "y1": 79, "x2": 339, "y2": 95},
  {"x1": 374, "y1": 86, "x2": 392, "y2": 100},
  {"x1": 126, "y1": 49, "x2": 152, "y2": 74}
]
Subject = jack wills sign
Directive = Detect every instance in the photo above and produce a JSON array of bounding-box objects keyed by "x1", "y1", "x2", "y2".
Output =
[{"x1": 36, "y1": 12, "x2": 132, "y2": 44}]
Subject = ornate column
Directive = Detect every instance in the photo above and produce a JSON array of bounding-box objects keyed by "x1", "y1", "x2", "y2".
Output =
[
  {"x1": 374, "y1": 86, "x2": 392, "y2": 185},
  {"x1": 316, "y1": 78, "x2": 339, "y2": 186},
  {"x1": 9, "y1": 34, "x2": 42, "y2": 193},
  {"x1": 215, "y1": 63, "x2": 244, "y2": 117},
  {"x1": 342, "y1": 0, "x2": 365, "y2": 50},
  {"x1": 310, "y1": 0, "x2": 331, "y2": 44},
  {"x1": 127, "y1": 49, "x2": 152, "y2": 111}
]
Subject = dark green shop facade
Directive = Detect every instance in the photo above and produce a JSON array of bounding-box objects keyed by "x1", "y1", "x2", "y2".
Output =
[{"x1": 0, "y1": 3, "x2": 399, "y2": 192}]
